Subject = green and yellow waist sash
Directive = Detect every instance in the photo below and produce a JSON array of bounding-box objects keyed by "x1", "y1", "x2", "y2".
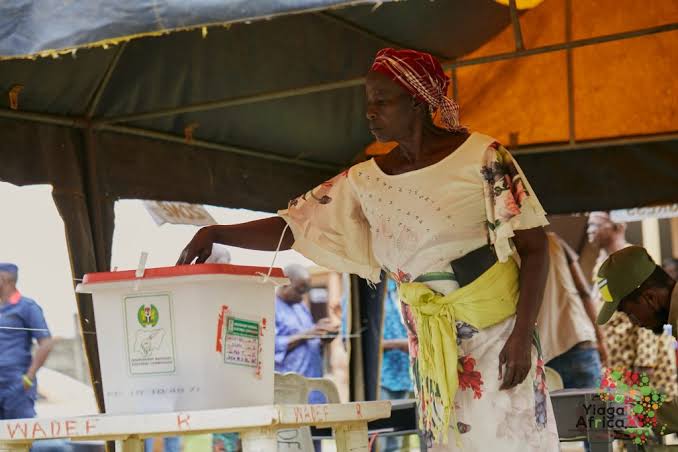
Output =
[{"x1": 398, "y1": 258, "x2": 520, "y2": 444}]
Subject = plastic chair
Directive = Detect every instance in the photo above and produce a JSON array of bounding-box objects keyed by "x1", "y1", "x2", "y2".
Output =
[
  {"x1": 274, "y1": 373, "x2": 340, "y2": 452},
  {"x1": 544, "y1": 366, "x2": 564, "y2": 392}
]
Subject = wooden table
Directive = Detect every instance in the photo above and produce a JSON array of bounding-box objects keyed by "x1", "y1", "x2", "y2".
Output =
[{"x1": 0, "y1": 402, "x2": 391, "y2": 452}]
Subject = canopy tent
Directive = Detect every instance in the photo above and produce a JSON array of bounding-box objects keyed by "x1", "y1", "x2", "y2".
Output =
[
  {"x1": 2, "y1": 0, "x2": 675, "y2": 210},
  {"x1": 1, "y1": 0, "x2": 676, "y2": 411},
  {"x1": 0, "y1": 0, "x2": 398, "y2": 58}
]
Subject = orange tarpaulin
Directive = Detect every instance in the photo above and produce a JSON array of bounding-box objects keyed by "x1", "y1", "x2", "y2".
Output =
[
  {"x1": 364, "y1": 0, "x2": 678, "y2": 155},
  {"x1": 459, "y1": 0, "x2": 678, "y2": 147}
]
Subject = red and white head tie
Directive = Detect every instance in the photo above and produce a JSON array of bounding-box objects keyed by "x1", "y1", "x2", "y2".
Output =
[{"x1": 371, "y1": 48, "x2": 465, "y2": 132}]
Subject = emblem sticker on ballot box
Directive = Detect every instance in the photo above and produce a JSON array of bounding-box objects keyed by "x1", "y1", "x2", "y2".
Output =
[{"x1": 123, "y1": 293, "x2": 176, "y2": 375}]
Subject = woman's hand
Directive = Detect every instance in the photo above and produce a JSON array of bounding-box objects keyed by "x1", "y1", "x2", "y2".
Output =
[
  {"x1": 177, "y1": 227, "x2": 216, "y2": 265},
  {"x1": 500, "y1": 227, "x2": 547, "y2": 390},
  {"x1": 498, "y1": 330, "x2": 533, "y2": 390}
]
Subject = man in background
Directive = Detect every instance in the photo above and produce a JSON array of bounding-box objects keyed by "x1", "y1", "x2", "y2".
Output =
[
  {"x1": 587, "y1": 211, "x2": 630, "y2": 260},
  {"x1": 275, "y1": 264, "x2": 338, "y2": 403},
  {"x1": 587, "y1": 212, "x2": 678, "y2": 398},
  {"x1": 587, "y1": 212, "x2": 645, "y2": 368},
  {"x1": 538, "y1": 233, "x2": 605, "y2": 388},
  {"x1": 595, "y1": 246, "x2": 678, "y2": 434},
  {"x1": 0, "y1": 263, "x2": 54, "y2": 420}
]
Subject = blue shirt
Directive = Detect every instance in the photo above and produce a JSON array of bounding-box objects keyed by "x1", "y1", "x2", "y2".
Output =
[
  {"x1": 381, "y1": 280, "x2": 413, "y2": 392},
  {"x1": 274, "y1": 297, "x2": 325, "y2": 403},
  {"x1": 0, "y1": 293, "x2": 50, "y2": 384}
]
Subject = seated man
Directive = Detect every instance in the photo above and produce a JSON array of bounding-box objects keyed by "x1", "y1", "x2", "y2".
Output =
[
  {"x1": 275, "y1": 264, "x2": 339, "y2": 403},
  {"x1": 596, "y1": 246, "x2": 678, "y2": 433}
]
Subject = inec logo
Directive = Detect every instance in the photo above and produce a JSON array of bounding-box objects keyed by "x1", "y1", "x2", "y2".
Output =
[{"x1": 137, "y1": 304, "x2": 159, "y2": 327}]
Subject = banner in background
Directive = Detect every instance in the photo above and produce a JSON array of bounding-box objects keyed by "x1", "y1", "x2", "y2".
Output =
[
  {"x1": 610, "y1": 204, "x2": 678, "y2": 223},
  {"x1": 143, "y1": 201, "x2": 216, "y2": 226}
]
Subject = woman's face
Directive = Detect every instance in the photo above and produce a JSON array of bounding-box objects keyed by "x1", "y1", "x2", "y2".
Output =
[{"x1": 365, "y1": 71, "x2": 421, "y2": 143}]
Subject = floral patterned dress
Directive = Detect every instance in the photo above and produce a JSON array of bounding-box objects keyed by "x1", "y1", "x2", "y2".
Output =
[{"x1": 279, "y1": 132, "x2": 560, "y2": 451}]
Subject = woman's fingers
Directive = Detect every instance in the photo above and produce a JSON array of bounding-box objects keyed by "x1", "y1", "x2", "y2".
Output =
[
  {"x1": 177, "y1": 227, "x2": 215, "y2": 265},
  {"x1": 176, "y1": 248, "x2": 190, "y2": 265},
  {"x1": 500, "y1": 363, "x2": 516, "y2": 390},
  {"x1": 498, "y1": 331, "x2": 533, "y2": 390},
  {"x1": 177, "y1": 245, "x2": 199, "y2": 265},
  {"x1": 195, "y1": 248, "x2": 212, "y2": 264},
  {"x1": 500, "y1": 361, "x2": 531, "y2": 390},
  {"x1": 512, "y1": 366, "x2": 528, "y2": 388},
  {"x1": 498, "y1": 347, "x2": 507, "y2": 381}
]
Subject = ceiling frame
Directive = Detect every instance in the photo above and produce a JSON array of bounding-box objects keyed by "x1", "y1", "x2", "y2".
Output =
[{"x1": 92, "y1": 22, "x2": 677, "y2": 126}]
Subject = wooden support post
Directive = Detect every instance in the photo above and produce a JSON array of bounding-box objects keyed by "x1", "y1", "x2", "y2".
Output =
[
  {"x1": 82, "y1": 128, "x2": 114, "y2": 272},
  {"x1": 333, "y1": 422, "x2": 369, "y2": 452},
  {"x1": 241, "y1": 428, "x2": 278, "y2": 452},
  {"x1": 51, "y1": 127, "x2": 113, "y2": 416}
]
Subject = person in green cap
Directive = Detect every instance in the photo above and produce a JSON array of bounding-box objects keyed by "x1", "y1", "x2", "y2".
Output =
[
  {"x1": 596, "y1": 245, "x2": 678, "y2": 434},
  {"x1": 596, "y1": 246, "x2": 677, "y2": 335}
]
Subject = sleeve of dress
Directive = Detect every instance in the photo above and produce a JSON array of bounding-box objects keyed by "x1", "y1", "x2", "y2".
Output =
[
  {"x1": 278, "y1": 170, "x2": 382, "y2": 283},
  {"x1": 481, "y1": 141, "x2": 549, "y2": 262}
]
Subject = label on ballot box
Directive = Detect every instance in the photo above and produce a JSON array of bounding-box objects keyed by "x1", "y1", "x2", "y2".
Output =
[{"x1": 223, "y1": 317, "x2": 259, "y2": 367}]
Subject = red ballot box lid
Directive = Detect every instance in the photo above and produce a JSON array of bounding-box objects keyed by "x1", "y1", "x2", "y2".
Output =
[{"x1": 82, "y1": 263, "x2": 285, "y2": 284}]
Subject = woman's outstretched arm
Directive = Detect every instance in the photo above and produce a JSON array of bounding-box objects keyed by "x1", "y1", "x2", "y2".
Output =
[{"x1": 176, "y1": 216, "x2": 294, "y2": 264}]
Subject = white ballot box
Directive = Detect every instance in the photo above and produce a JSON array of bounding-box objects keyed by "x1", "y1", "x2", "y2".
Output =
[{"x1": 77, "y1": 264, "x2": 285, "y2": 415}]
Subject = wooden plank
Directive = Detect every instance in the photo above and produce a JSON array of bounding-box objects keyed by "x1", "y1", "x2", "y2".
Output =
[
  {"x1": 277, "y1": 401, "x2": 390, "y2": 427},
  {"x1": 0, "y1": 403, "x2": 391, "y2": 443}
]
